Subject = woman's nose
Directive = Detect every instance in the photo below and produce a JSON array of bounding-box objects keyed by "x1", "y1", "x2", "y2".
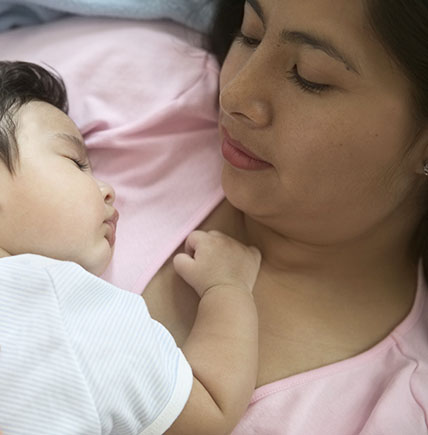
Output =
[
  {"x1": 220, "y1": 56, "x2": 273, "y2": 129},
  {"x1": 97, "y1": 179, "x2": 116, "y2": 205}
]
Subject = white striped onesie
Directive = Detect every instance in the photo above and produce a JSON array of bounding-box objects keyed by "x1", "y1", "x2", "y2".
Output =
[{"x1": 0, "y1": 254, "x2": 193, "y2": 435}]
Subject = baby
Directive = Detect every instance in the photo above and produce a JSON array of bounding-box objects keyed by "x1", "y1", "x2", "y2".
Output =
[{"x1": 0, "y1": 61, "x2": 260, "y2": 435}]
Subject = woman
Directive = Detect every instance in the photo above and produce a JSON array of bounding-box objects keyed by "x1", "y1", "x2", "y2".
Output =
[{"x1": 144, "y1": 0, "x2": 428, "y2": 433}]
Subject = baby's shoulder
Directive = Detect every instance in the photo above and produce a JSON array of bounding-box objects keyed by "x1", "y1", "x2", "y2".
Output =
[
  {"x1": 0, "y1": 253, "x2": 63, "y2": 279},
  {"x1": 0, "y1": 254, "x2": 89, "y2": 293},
  {"x1": 0, "y1": 253, "x2": 73, "y2": 270}
]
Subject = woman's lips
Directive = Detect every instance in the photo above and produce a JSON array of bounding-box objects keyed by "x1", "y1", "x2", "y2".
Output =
[
  {"x1": 104, "y1": 210, "x2": 119, "y2": 247},
  {"x1": 221, "y1": 128, "x2": 272, "y2": 171}
]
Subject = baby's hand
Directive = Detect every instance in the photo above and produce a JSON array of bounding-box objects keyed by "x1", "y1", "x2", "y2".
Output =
[{"x1": 173, "y1": 230, "x2": 261, "y2": 298}]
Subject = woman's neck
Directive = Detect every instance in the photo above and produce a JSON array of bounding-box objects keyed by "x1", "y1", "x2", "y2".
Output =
[
  {"x1": 202, "y1": 197, "x2": 418, "y2": 312},
  {"x1": 238, "y1": 206, "x2": 418, "y2": 306},
  {"x1": 242, "y1": 209, "x2": 419, "y2": 358}
]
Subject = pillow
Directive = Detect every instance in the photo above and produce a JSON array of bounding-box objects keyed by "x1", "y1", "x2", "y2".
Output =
[{"x1": 0, "y1": 17, "x2": 224, "y2": 293}]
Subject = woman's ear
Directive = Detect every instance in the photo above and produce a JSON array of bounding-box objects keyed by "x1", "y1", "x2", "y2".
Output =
[{"x1": 412, "y1": 123, "x2": 428, "y2": 176}]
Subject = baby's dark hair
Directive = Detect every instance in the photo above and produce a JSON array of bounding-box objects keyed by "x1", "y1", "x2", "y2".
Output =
[{"x1": 0, "y1": 61, "x2": 69, "y2": 173}]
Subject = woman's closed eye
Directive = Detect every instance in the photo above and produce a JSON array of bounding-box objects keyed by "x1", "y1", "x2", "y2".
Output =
[
  {"x1": 287, "y1": 65, "x2": 331, "y2": 94},
  {"x1": 235, "y1": 30, "x2": 332, "y2": 95},
  {"x1": 234, "y1": 30, "x2": 260, "y2": 48}
]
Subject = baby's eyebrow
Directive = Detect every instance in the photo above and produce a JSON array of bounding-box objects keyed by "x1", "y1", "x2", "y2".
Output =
[{"x1": 54, "y1": 132, "x2": 88, "y2": 156}]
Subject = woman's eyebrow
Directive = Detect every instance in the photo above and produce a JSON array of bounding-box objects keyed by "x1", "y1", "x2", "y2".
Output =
[
  {"x1": 245, "y1": 0, "x2": 360, "y2": 75},
  {"x1": 246, "y1": 0, "x2": 265, "y2": 22},
  {"x1": 281, "y1": 31, "x2": 360, "y2": 74}
]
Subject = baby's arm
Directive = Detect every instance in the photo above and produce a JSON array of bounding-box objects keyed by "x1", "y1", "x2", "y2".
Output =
[{"x1": 167, "y1": 230, "x2": 261, "y2": 435}]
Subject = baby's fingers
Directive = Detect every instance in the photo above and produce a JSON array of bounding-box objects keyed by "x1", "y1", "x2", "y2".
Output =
[
  {"x1": 184, "y1": 231, "x2": 207, "y2": 257},
  {"x1": 173, "y1": 253, "x2": 195, "y2": 278},
  {"x1": 249, "y1": 246, "x2": 262, "y2": 267},
  {"x1": 173, "y1": 253, "x2": 204, "y2": 296}
]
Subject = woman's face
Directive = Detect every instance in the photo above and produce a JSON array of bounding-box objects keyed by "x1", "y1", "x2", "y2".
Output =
[{"x1": 219, "y1": 0, "x2": 427, "y2": 245}]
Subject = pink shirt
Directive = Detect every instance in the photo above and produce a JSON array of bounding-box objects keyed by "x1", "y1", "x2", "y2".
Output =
[
  {"x1": 233, "y1": 268, "x2": 428, "y2": 434},
  {"x1": 0, "y1": 17, "x2": 426, "y2": 434}
]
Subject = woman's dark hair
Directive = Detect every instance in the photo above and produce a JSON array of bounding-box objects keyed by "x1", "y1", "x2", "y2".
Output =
[
  {"x1": 208, "y1": 0, "x2": 245, "y2": 65},
  {"x1": 0, "y1": 61, "x2": 68, "y2": 173},
  {"x1": 366, "y1": 0, "x2": 428, "y2": 120}
]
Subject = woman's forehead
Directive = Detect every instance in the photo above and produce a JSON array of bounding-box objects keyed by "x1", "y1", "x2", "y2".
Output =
[
  {"x1": 244, "y1": 0, "x2": 366, "y2": 25},
  {"x1": 242, "y1": 0, "x2": 403, "y2": 80}
]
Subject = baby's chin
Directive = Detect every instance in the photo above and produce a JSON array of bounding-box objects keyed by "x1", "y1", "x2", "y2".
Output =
[{"x1": 83, "y1": 246, "x2": 114, "y2": 277}]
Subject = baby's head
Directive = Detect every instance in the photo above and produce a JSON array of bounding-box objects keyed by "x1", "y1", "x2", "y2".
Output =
[{"x1": 0, "y1": 61, "x2": 117, "y2": 276}]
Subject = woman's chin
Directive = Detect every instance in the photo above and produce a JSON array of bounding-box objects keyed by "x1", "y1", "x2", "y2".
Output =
[{"x1": 221, "y1": 165, "x2": 273, "y2": 217}]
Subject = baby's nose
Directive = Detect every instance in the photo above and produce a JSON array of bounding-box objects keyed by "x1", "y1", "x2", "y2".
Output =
[{"x1": 97, "y1": 179, "x2": 116, "y2": 205}]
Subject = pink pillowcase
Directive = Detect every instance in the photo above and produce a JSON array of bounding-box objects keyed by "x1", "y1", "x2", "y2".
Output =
[{"x1": 0, "y1": 17, "x2": 224, "y2": 292}]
